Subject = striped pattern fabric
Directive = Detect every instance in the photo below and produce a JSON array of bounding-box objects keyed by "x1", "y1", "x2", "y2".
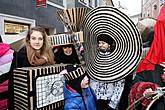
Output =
[
  {"x1": 63, "y1": 66, "x2": 85, "y2": 81},
  {"x1": 49, "y1": 31, "x2": 83, "y2": 46},
  {"x1": 13, "y1": 64, "x2": 67, "y2": 110},
  {"x1": 57, "y1": 7, "x2": 88, "y2": 32},
  {"x1": 83, "y1": 6, "x2": 142, "y2": 82}
]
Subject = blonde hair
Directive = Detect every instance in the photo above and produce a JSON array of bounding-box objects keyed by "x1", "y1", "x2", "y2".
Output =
[{"x1": 26, "y1": 26, "x2": 55, "y2": 64}]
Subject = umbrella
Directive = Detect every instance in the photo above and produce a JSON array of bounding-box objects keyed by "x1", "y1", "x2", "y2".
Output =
[{"x1": 137, "y1": 18, "x2": 156, "y2": 43}]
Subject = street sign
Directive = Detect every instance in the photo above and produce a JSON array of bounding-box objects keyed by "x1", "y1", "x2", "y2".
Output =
[{"x1": 36, "y1": 0, "x2": 47, "y2": 7}]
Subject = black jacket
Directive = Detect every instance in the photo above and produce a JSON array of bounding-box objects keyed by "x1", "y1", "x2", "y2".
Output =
[{"x1": 16, "y1": 46, "x2": 31, "y2": 68}]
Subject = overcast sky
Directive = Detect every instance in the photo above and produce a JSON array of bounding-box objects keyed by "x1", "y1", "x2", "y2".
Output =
[{"x1": 113, "y1": 0, "x2": 141, "y2": 16}]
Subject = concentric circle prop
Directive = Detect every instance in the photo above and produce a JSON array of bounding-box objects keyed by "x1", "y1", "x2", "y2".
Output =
[{"x1": 83, "y1": 6, "x2": 142, "y2": 82}]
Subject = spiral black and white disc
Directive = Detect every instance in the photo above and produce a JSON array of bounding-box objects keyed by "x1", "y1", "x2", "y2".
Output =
[{"x1": 83, "y1": 6, "x2": 142, "y2": 82}]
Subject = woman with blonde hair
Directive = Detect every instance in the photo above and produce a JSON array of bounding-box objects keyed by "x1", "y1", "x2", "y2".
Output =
[
  {"x1": 8, "y1": 26, "x2": 55, "y2": 109},
  {"x1": 17, "y1": 26, "x2": 55, "y2": 67}
]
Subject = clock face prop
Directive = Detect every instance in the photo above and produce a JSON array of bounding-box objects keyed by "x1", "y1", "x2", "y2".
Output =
[{"x1": 36, "y1": 74, "x2": 64, "y2": 108}]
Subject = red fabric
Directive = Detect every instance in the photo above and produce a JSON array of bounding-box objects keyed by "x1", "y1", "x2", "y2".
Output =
[
  {"x1": 137, "y1": 4, "x2": 165, "y2": 73},
  {"x1": 0, "y1": 80, "x2": 8, "y2": 93},
  {"x1": 0, "y1": 80, "x2": 8, "y2": 110},
  {"x1": 0, "y1": 43, "x2": 10, "y2": 57},
  {"x1": 0, "y1": 99, "x2": 8, "y2": 110},
  {"x1": 129, "y1": 82, "x2": 159, "y2": 110}
]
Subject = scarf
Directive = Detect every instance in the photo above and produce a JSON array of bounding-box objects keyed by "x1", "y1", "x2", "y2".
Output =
[{"x1": 26, "y1": 45, "x2": 54, "y2": 66}]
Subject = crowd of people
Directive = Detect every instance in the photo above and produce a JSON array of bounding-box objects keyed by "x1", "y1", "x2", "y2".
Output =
[{"x1": 0, "y1": 4, "x2": 165, "y2": 110}]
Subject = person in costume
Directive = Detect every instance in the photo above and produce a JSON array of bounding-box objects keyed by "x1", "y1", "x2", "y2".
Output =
[
  {"x1": 8, "y1": 26, "x2": 55, "y2": 110},
  {"x1": 16, "y1": 26, "x2": 55, "y2": 67},
  {"x1": 90, "y1": 34, "x2": 125, "y2": 110},
  {"x1": 128, "y1": 4, "x2": 165, "y2": 110},
  {"x1": 83, "y1": 6, "x2": 142, "y2": 110},
  {"x1": 63, "y1": 65, "x2": 97, "y2": 110},
  {"x1": 54, "y1": 44, "x2": 80, "y2": 64}
]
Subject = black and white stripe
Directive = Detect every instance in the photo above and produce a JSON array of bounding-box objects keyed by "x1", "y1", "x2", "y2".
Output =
[
  {"x1": 49, "y1": 32, "x2": 82, "y2": 46},
  {"x1": 83, "y1": 6, "x2": 142, "y2": 82},
  {"x1": 13, "y1": 64, "x2": 67, "y2": 110},
  {"x1": 64, "y1": 66, "x2": 85, "y2": 81}
]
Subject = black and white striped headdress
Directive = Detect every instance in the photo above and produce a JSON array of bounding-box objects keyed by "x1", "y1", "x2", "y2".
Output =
[
  {"x1": 64, "y1": 66, "x2": 85, "y2": 81},
  {"x1": 83, "y1": 6, "x2": 142, "y2": 82}
]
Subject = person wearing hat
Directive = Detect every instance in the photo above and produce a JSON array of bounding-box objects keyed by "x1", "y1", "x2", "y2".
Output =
[
  {"x1": 97, "y1": 34, "x2": 115, "y2": 53},
  {"x1": 90, "y1": 34, "x2": 125, "y2": 110},
  {"x1": 54, "y1": 44, "x2": 80, "y2": 64},
  {"x1": 63, "y1": 65, "x2": 97, "y2": 110},
  {"x1": 83, "y1": 6, "x2": 142, "y2": 110}
]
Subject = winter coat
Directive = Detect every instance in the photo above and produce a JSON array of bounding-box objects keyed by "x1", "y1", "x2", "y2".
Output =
[{"x1": 64, "y1": 84, "x2": 97, "y2": 110}]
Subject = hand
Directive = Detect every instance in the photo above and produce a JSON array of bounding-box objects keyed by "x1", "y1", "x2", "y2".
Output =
[
  {"x1": 143, "y1": 88, "x2": 153, "y2": 98},
  {"x1": 59, "y1": 69, "x2": 67, "y2": 74}
]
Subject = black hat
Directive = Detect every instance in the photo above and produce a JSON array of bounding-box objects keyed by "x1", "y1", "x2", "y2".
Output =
[
  {"x1": 97, "y1": 34, "x2": 114, "y2": 45},
  {"x1": 64, "y1": 65, "x2": 86, "y2": 93}
]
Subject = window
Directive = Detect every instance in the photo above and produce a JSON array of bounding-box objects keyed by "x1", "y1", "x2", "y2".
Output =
[
  {"x1": 5, "y1": 21, "x2": 29, "y2": 35},
  {"x1": 154, "y1": 4, "x2": 157, "y2": 10},
  {"x1": 89, "y1": 0, "x2": 92, "y2": 7}
]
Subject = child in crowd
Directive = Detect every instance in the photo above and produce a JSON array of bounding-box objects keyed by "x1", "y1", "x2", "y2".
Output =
[{"x1": 63, "y1": 65, "x2": 97, "y2": 110}]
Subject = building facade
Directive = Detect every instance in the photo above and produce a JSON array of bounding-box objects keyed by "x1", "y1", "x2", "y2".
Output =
[
  {"x1": 141, "y1": 0, "x2": 165, "y2": 19},
  {"x1": 67, "y1": 0, "x2": 96, "y2": 10},
  {"x1": 0, "y1": 0, "x2": 101, "y2": 35},
  {"x1": 0, "y1": 0, "x2": 67, "y2": 35}
]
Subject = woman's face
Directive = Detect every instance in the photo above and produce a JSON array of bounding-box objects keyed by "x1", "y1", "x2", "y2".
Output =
[
  {"x1": 98, "y1": 41, "x2": 110, "y2": 51},
  {"x1": 29, "y1": 30, "x2": 44, "y2": 50},
  {"x1": 63, "y1": 46, "x2": 73, "y2": 56},
  {"x1": 81, "y1": 76, "x2": 89, "y2": 88}
]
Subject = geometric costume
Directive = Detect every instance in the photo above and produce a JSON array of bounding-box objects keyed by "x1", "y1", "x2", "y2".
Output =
[{"x1": 83, "y1": 6, "x2": 142, "y2": 82}]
